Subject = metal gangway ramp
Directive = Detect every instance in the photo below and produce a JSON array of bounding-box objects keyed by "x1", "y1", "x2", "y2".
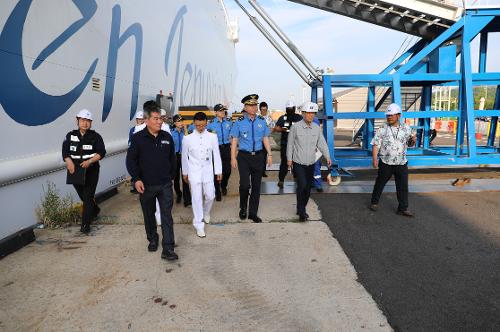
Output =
[
  {"x1": 288, "y1": 0, "x2": 463, "y2": 39},
  {"x1": 235, "y1": 0, "x2": 500, "y2": 185}
]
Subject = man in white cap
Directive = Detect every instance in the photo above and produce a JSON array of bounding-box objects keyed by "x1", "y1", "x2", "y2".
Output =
[
  {"x1": 62, "y1": 109, "x2": 106, "y2": 233},
  {"x1": 370, "y1": 103, "x2": 416, "y2": 217},
  {"x1": 160, "y1": 108, "x2": 171, "y2": 134},
  {"x1": 182, "y1": 112, "x2": 222, "y2": 238},
  {"x1": 287, "y1": 102, "x2": 331, "y2": 221},
  {"x1": 274, "y1": 100, "x2": 302, "y2": 188},
  {"x1": 129, "y1": 111, "x2": 145, "y2": 146}
]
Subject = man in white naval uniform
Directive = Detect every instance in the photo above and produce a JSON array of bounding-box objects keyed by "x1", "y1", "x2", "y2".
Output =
[{"x1": 182, "y1": 112, "x2": 222, "y2": 237}]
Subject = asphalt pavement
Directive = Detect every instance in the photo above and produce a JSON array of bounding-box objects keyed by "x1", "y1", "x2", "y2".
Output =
[{"x1": 313, "y1": 192, "x2": 500, "y2": 332}]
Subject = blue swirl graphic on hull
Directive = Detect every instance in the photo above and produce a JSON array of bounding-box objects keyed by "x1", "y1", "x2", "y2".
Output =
[{"x1": 0, "y1": 0, "x2": 98, "y2": 126}]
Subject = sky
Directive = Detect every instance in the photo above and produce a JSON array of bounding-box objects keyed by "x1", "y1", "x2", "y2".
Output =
[{"x1": 224, "y1": 0, "x2": 500, "y2": 112}]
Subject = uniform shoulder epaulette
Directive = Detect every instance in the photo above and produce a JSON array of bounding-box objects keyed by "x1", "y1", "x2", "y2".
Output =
[{"x1": 238, "y1": 117, "x2": 245, "y2": 121}]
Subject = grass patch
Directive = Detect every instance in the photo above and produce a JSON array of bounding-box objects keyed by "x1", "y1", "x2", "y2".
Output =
[{"x1": 36, "y1": 182, "x2": 81, "y2": 229}]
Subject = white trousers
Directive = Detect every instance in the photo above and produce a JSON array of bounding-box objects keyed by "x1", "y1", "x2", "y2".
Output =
[{"x1": 190, "y1": 181, "x2": 215, "y2": 230}]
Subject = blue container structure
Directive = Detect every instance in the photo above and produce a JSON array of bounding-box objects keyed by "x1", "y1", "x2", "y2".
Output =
[{"x1": 311, "y1": 8, "x2": 500, "y2": 179}]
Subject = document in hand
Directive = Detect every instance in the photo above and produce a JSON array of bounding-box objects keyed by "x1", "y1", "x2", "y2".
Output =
[{"x1": 66, "y1": 166, "x2": 86, "y2": 185}]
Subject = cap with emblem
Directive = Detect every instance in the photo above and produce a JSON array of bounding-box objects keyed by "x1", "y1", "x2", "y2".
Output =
[
  {"x1": 385, "y1": 103, "x2": 402, "y2": 116},
  {"x1": 135, "y1": 111, "x2": 144, "y2": 119},
  {"x1": 300, "y1": 101, "x2": 318, "y2": 113},
  {"x1": 172, "y1": 114, "x2": 183, "y2": 123},
  {"x1": 241, "y1": 94, "x2": 259, "y2": 105},
  {"x1": 160, "y1": 109, "x2": 167, "y2": 117},
  {"x1": 76, "y1": 109, "x2": 93, "y2": 121},
  {"x1": 214, "y1": 104, "x2": 227, "y2": 112},
  {"x1": 285, "y1": 100, "x2": 295, "y2": 109}
]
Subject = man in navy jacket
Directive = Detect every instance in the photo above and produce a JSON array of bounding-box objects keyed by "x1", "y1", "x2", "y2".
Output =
[{"x1": 126, "y1": 105, "x2": 178, "y2": 261}]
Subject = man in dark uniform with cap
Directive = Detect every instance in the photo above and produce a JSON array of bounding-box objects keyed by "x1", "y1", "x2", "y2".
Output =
[
  {"x1": 274, "y1": 101, "x2": 302, "y2": 188},
  {"x1": 230, "y1": 94, "x2": 272, "y2": 223},
  {"x1": 207, "y1": 104, "x2": 232, "y2": 201},
  {"x1": 171, "y1": 114, "x2": 191, "y2": 206}
]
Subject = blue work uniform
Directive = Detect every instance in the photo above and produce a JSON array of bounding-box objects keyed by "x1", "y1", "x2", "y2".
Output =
[
  {"x1": 207, "y1": 118, "x2": 233, "y2": 197},
  {"x1": 171, "y1": 127, "x2": 191, "y2": 205},
  {"x1": 207, "y1": 118, "x2": 232, "y2": 145},
  {"x1": 187, "y1": 123, "x2": 195, "y2": 134},
  {"x1": 230, "y1": 114, "x2": 270, "y2": 216}
]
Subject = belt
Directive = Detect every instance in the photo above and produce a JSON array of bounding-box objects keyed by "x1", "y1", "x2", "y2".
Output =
[
  {"x1": 219, "y1": 143, "x2": 230, "y2": 147},
  {"x1": 238, "y1": 150, "x2": 262, "y2": 156}
]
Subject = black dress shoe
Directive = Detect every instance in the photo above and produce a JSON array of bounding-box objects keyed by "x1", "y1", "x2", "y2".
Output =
[
  {"x1": 239, "y1": 209, "x2": 247, "y2": 220},
  {"x1": 176, "y1": 195, "x2": 182, "y2": 204},
  {"x1": 295, "y1": 212, "x2": 309, "y2": 219},
  {"x1": 148, "y1": 241, "x2": 158, "y2": 252},
  {"x1": 248, "y1": 215, "x2": 262, "y2": 223},
  {"x1": 161, "y1": 249, "x2": 179, "y2": 260},
  {"x1": 221, "y1": 188, "x2": 227, "y2": 196},
  {"x1": 299, "y1": 214, "x2": 308, "y2": 222},
  {"x1": 184, "y1": 201, "x2": 192, "y2": 207},
  {"x1": 215, "y1": 193, "x2": 222, "y2": 201},
  {"x1": 80, "y1": 224, "x2": 90, "y2": 234},
  {"x1": 316, "y1": 187, "x2": 324, "y2": 192}
]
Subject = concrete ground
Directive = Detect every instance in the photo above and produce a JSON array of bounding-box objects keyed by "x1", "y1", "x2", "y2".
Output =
[
  {"x1": 0, "y1": 223, "x2": 390, "y2": 332},
  {"x1": 0, "y1": 176, "x2": 390, "y2": 331}
]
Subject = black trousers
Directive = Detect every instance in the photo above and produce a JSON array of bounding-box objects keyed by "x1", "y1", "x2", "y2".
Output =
[
  {"x1": 237, "y1": 151, "x2": 265, "y2": 216},
  {"x1": 214, "y1": 144, "x2": 231, "y2": 195},
  {"x1": 293, "y1": 162, "x2": 315, "y2": 216},
  {"x1": 139, "y1": 183, "x2": 175, "y2": 250},
  {"x1": 262, "y1": 150, "x2": 268, "y2": 175},
  {"x1": 278, "y1": 145, "x2": 288, "y2": 182},
  {"x1": 371, "y1": 161, "x2": 409, "y2": 211},
  {"x1": 174, "y1": 153, "x2": 191, "y2": 203},
  {"x1": 73, "y1": 164, "x2": 100, "y2": 227}
]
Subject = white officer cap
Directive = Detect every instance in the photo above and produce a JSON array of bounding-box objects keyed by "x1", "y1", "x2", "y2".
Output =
[
  {"x1": 300, "y1": 101, "x2": 319, "y2": 113},
  {"x1": 135, "y1": 111, "x2": 144, "y2": 119},
  {"x1": 385, "y1": 103, "x2": 402, "y2": 116},
  {"x1": 285, "y1": 100, "x2": 295, "y2": 108},
  {"x1": 76, "y1": 109, "x2": 93, "y2": 121},
  {"x1": 160, "y1": 109, "x2": 167, "y2": 116}
]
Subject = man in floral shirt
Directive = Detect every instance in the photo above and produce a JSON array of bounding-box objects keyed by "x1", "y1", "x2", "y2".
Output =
[{"x1": 370, "y1": 103, "x2": 416, "y2": 217}]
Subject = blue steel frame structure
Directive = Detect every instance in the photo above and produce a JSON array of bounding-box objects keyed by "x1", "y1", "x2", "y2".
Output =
[{"x1": 311, "y1": 8, "x2": 500, "y2": 178}]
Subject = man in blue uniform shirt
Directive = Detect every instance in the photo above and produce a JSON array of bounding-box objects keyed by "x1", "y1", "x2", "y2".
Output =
[
  {"x1": 230, "y1": 94, "x2": 272, "y2": 223},
  {"x1": 171, "y1": 114, "x2": 191, "y2": 206},
  {"x1": 207, "y1": 104, "x2": 232, "y2": 201}
]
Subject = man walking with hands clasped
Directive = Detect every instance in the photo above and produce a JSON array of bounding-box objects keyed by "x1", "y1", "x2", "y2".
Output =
[{"x1": 287, "y1": 102, "x2": 331, "y2": 221}]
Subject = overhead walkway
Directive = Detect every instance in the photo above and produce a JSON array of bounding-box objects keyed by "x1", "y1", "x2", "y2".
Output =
[{"x1": 287, "y1": 0, "x2": 463, "y2": 39}]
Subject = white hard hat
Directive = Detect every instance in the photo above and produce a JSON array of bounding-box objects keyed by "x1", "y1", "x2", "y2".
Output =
[
  {"x1": 385, "y1": 103, "x2": 402, "y2": 116},
  {"x1": 160, "y1": 109, "x2": 167, "y2": 116},
  {"x1": 76, "y1": 109, "x2": 93, "y2": 121},
  {"x1": 285, "y1": 100, "x2": 295, "y2": 108},
  {"x1": 300, "y1": 101, "x2": 319, "y2": 113},
  {"x1": 135, "y1": 111, "x2": 144, "y2": 119}
]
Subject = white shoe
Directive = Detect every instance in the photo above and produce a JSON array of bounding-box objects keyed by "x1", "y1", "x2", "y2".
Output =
[
  {"x1": 196, "y1": 228, "x2": 206, "y2": 238},
  {"x1": 203, "y1": 215, "x2": 210, "y2": 224}
]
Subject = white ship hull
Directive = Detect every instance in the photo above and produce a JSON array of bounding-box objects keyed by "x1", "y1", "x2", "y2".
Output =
[{"x1": 0, "y1": 0, "x2": 237, "y2": 242}]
